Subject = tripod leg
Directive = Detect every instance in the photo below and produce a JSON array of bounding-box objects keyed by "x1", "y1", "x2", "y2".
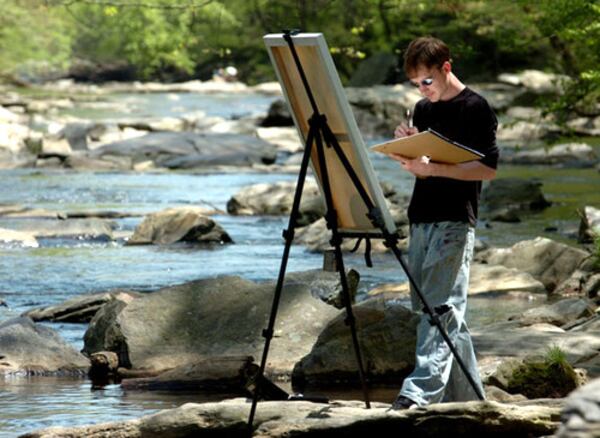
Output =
[
  {"x1": 246, "y1": 122, "x2": 316, "y2": 433},
  {"x1": 330, "y1": 236, "x2": 372, "y2": 408},
  {"x1": 313, "y1": 118, "x2": 371, "y2": 408}
]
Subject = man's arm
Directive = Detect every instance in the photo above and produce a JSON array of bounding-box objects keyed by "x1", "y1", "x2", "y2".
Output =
[{"x1": 389, "y1": 154, "x2": 496, "y2": 181}]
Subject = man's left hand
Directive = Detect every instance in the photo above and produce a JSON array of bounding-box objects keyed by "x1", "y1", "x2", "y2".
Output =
[{"x1": 389, "y1": 154, "x2": 432, "y2": 178}]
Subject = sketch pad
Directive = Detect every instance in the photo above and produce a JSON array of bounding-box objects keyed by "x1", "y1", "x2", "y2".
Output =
[{"x1": 371, "y1": 129, "x2": 484, "y2": 164}]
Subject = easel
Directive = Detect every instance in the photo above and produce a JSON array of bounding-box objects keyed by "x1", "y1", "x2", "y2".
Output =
[{"x1": 247, "y1": 30, "x2": 484, "y2": 434}]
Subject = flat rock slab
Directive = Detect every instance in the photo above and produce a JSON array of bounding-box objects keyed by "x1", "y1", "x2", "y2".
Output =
[
  {"x1": 20, "y1": 398, "x2": 561, "y2": 438},
  {"x1": 22, "y1": 290, "x2": 140, "y2": 323}
]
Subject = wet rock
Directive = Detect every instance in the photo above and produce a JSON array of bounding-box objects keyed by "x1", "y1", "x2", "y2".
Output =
[
  {"x1": 508, "y1": 298, "x2": 596, "y2": 328},
  {"x1": 64, "y1": 152, "x2": 132, "y2": 171},
  {"x1": 578, "y1": 206, "x2": 600, "y2": 243},
  {"x1": 82, "y1": 271, "x2": 347, "y2": 377},
  {"x1": 293, "y1": 296, "x2": 418, "y2": 387},
  {"x1": 22, "y1": 290, "x2": 140, "y2": 323},
  {"x1": 0, "y1": 317, "x2": 89, "y2": 376},
  {"x1": 481, "y1": 178, "x2": 551, "y2": 222},
  {"x1": 0, "y1": 227, "x2": 38, "y2": 247},
  {"x1": 261, "y1": 99, "x2": 293, "y2": 127},
  {"x1": 120, "y1": 355, "x2": 256, "y2": 392},
  {"x1": 126, "y1": 207, "x2": 230, "y2": 245},
  {"x1": 89, "y1": 351, "x2": 120, "y2": 378},
  {"x1": 20, "y1": 398, "x2": 561, "y2": 438},
  {"x1": 2, "y1": 218, "x2": 116, "y2": 241},
  {"x1": 478, "y1": 237, "x2": 589, "y2": 292},
  {"x1": 227, "y1": 180, "x2": 324, "y2": 226},
  {"x1": 556, "y1": 377, "x2": 600, "y2": 438}
]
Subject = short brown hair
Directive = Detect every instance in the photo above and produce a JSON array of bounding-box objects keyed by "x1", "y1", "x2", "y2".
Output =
[{"x1": 403, "y1": 37, "x2": 451, "y2": 77}]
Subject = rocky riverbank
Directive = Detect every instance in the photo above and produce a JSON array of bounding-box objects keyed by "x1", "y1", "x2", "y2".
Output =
[{"x1": 1, "y1": 71, "x2": 600, "y2": 436}]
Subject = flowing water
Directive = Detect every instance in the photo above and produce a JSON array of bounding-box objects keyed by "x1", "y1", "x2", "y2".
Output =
[{"x1": 0, "y1": 91, "x2": 599, "y2": 436}]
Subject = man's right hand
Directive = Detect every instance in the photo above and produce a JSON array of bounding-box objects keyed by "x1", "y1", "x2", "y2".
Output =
[{"x1": 394, "y1": 124, "x2": 418, "y2": 138}]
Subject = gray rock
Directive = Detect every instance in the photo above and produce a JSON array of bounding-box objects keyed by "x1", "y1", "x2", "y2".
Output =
[
  {"x1": 474, "y1": 322, "x2": 600, "y2": 380},
  {"x1": 92, "y1": 132, "x2": 277, "y2": 169},
  {"x1": 22, "y1": 290, "x2": 140, "y2": 323},
  {"x1": 481, "y1": 178, "x2": 551, "y2": 222},
  {"x1": 556, "y1": 378, "x2": 600, "y2": 438},
  {"x1": 293, "y1": 297, "x2": 419, "y2": 386},
  {"x1": 261, "y1": 99, "x2": 293, "y2": 127},
  {"x1": 578, "y1": 206, "x2": 600, "y2": 243},
  {"x1": 126, "y1": 207, "x2": 230, "y2": 245},
  {"x1": 20, "y1": 398, "x2": 561, "y2": 438},
  {"x1": 0, "y1": 227, "x2": 38, "y2": 247},
  {"x1": 120, "y1": 355, "x2": 255, "y2": 392},
  {"x1": 227, "y1": 180, "x2": 325, "y2": 226},
  {"x1": 1, "y1": 218, "x2": 115, "y2": 241},
  {"x1": 0, "y1": 317, "x2": 89, "y2": 376},
  {"x1": 479, "y1": 237, "x2": 589, "y2": 292},
  {"x1": 64, "y1": 152, "x2": 132, "y2": 171},
  {"x1": 508, "y1": 298, "x2": 596, "y2": 328},
  {"x1": 294, "y1": 217, "x2": 407, "y2": 253},
  {"x1": 504, "y1": 143, "x2": 598, "y2": 167},
  {"x1": 82, "y1": 271, "x2": 347, "y2": 377}
]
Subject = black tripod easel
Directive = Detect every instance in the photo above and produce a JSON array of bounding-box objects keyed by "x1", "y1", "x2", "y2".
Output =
[{"x1": 247, "y1": 30, "x2": 484, "y2": 434}]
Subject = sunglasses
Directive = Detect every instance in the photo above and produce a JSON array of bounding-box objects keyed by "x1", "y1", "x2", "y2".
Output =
[{"x1": 410, "y1": 77, "x2": 434, "y2": 88}]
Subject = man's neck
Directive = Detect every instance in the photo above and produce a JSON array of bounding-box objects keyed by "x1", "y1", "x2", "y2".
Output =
[{"x1": 440, "y1": 73, "x2": 466, "y2": 101}]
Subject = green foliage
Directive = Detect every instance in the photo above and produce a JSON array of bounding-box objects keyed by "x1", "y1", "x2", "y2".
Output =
[
  {"x1": 0, "y1": 0, "x2": 73, "y2": 79},
  {"x1": 545, "y1": 344, "x2": 568, "y2": 367},
  {"x1": 1, "y1": 0, "x2": 598, "y2": 125}
]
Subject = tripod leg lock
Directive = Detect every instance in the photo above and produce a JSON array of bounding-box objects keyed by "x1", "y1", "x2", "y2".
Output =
[
  {"x1": 426, "y1": 305, "x2": 452, "y2": 326},
  {"x1": 344, "y1": 315, "x2": 355, "y2": 326},
  {"x1": 282, "y1": 228, "x2": 295, "y2": 241},
  {"x1": 262, "y1": 328, "x2": 274, "y2": 340}
]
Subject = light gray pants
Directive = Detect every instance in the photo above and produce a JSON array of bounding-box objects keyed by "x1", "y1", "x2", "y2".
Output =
[{"x1": 399, "y1": 221, "x2": 485, "y2": 406}]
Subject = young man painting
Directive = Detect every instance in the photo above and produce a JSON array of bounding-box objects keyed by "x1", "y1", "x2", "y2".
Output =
[{"x1": 388, "y1": 36, "x2": 498, "y2": 409}]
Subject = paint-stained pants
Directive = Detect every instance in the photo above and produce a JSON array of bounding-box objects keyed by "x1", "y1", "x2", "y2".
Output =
[{"x1": 399, "y1": 221, "x2": 485, "y2": 406}]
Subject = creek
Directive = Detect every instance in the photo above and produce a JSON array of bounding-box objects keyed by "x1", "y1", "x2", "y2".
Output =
[{"x1": 0, "y1": 90, "x2": 598, "y2": 437}]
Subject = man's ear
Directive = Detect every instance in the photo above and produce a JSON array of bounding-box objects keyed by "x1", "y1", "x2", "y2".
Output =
[{"x1": 442, "y1": 61, "x2": 452, "y2": 73}]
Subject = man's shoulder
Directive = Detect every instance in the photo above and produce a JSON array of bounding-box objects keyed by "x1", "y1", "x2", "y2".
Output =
[{"x1": 462, "y1": 88, "x2": 492, "y2": 109}]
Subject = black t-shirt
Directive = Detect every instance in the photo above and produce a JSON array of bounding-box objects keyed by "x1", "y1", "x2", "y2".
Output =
[{"x1": 408, "y1": 87, "x2": 499, "y2": 226}]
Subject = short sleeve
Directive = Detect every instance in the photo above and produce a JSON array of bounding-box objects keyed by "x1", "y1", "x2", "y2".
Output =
[{"x1": 468, "y1": 98, "x2": 499, "y2": 169}]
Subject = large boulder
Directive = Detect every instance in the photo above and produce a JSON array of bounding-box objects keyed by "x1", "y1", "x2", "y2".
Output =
[
  {"x1": 0, "y1": 317, "x2": 89, "y2": 375},
  {"x1": 293, "y1": 297, "x2": 419, "y2": 387},
  {"x1": 226, "y1": 180, "x2": 324, "y2": 226},
  {"x1": 478, "y1": 237, "x2": 589, "y2": 292},
  {"x1": 126, "y1": 207, "x2": 230, "y2": 245},
  {"x1": 480, "y1": 178, "x2": 551, "y2": 222},
  {"x1": 20, "y1": 398, "x2": 561, "y2": 438},
  {"x1": 556, "y1": 378, "x2": 600, "y2": 438},
  {"x1": 82, "y1": 271, "x2": 349, "y2": 377}
]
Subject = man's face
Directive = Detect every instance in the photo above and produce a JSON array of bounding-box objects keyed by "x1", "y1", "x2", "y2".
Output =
[{"x1": 409, "y1": 62, "x2": 451, "y2": 102}]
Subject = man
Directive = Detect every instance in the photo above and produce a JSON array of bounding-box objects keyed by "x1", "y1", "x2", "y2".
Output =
[{"x1": 388, "y1": 36, "x2": 498, "y2": 409}]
